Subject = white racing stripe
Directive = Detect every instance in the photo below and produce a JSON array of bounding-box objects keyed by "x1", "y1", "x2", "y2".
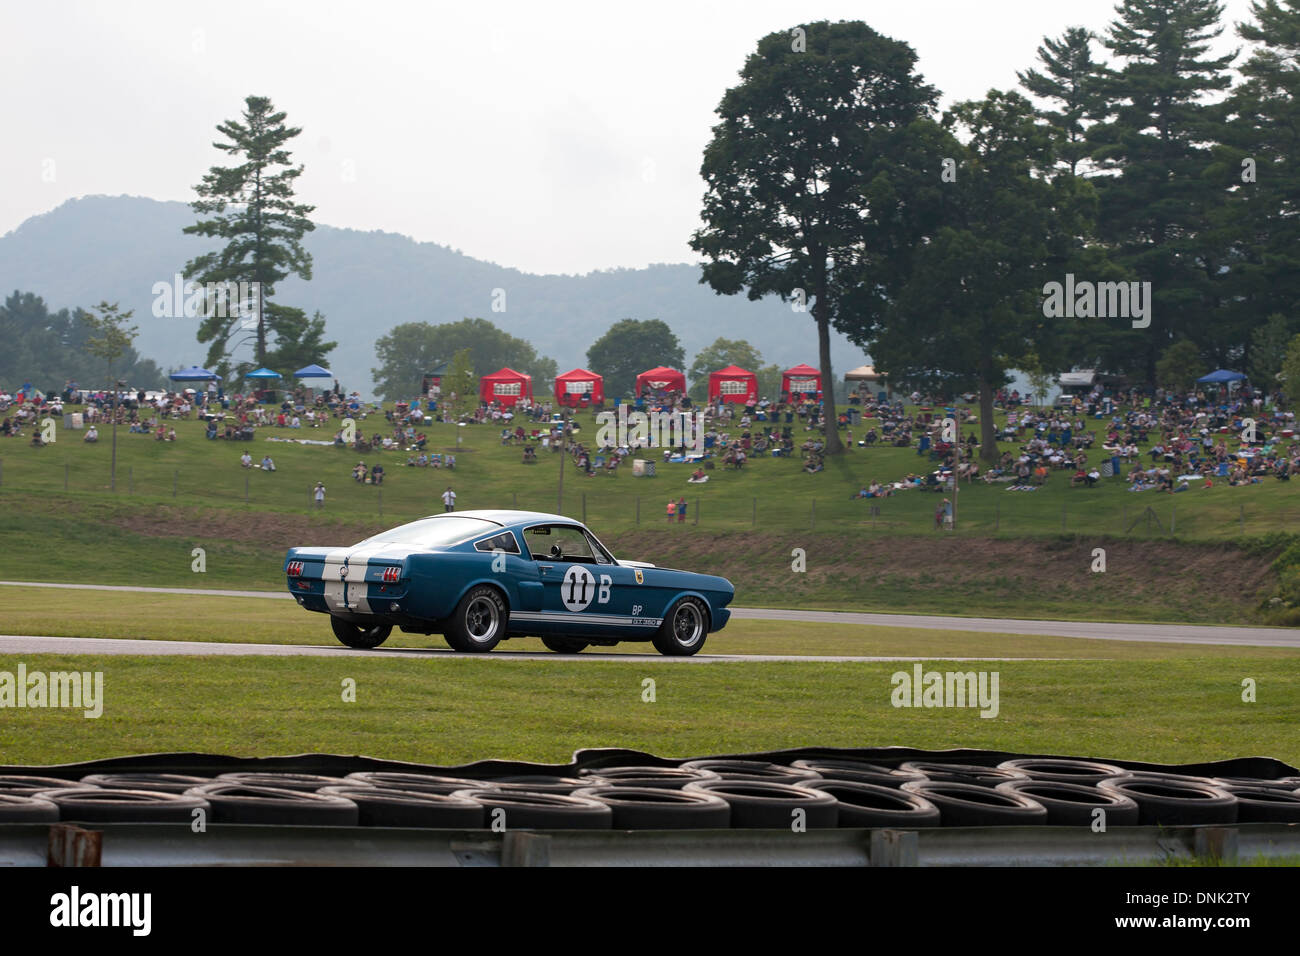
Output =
[{"x1": 321, "y1": 548, "x2": 351, "y2": 613}]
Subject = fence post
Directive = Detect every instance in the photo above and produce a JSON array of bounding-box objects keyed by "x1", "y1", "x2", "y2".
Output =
[
  {"x1": 582, "y1": 492, "x2": 586, "y2": 525},
  {"x1": 173, "y1": 469, "x2": 177, "y2": 498},
  {"x1": 128, "y1": 466, "x2": 133, "y2": 495},
  {"x1": 811, "y1": 499, "x2": 816, "y2": 530},
  {"x1": 379, "y1": 487, "x2": 383, "y2": 517},
  {"x1": 694, "y1": 498, "x2": 699, "y2": 526},
  {"x1": 245, "y1": 473, "x2": 249, "y2": 502},
  {"x1": 1171, "y1": 504, "x2": 1175, "y2": 535},
  {"x1": 635, "y1": 496, "x2": 640, "y2": 525},
  {"x1": 65, "y1": 463, "x2": 69, "y2": 491},
  {"x1": 752, "y1": 498, "x2": 756, "y2": 528},
  {"x1": 1061, "y1": 501, "x2": 1066, "y2": 533},
  {"x1": 995, "y1": 500, "x2": 1000, "y2": 533},
  {"x1": 1240, "y1": 505, "x2": 1245, "y2": 533}
]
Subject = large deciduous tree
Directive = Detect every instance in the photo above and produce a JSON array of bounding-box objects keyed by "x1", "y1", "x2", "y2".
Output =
[
  {"x1": 689, "y1": 20, "x2": 939, "y2": 455},
  {"x1": 184, "y1": 95, "x2": 316, "y2": 370},
  {"x1": 586, "y1": 318, "x2": 684, "y2": 398}
]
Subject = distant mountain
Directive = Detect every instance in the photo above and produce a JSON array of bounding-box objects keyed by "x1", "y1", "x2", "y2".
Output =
[{"x1": 0, "y1": 195, "x2": 868, "y2": 397}]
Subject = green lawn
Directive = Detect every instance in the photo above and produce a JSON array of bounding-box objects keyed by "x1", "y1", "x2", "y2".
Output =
[{"x1": 0, "y1": 653, "x2": 1293, "y2": 767}]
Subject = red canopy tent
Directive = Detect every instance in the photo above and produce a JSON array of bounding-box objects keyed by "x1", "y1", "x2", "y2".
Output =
[
  {"x1": 555, "y1": 367, "x2": 604, "y2": 407},
  {"x1": 635, "y1": 366, "x2": 686, "y2": 397},
  {"x1": 782, "y1": 363, "x2": 822, "y2": 399},
  {"x1": 479, "y1": 367, "x2": 533, "y2": 407},
  {"x1": 708, "y1": 365, "x2": 759, "y2": 404}
]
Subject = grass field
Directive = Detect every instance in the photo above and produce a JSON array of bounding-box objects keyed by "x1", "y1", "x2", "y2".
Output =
[{"x1": 0, "y1": 651, "x2": 1293, "y2": 767}]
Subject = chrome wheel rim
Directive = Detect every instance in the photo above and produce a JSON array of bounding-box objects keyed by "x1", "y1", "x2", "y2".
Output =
[
  {"x1": 466, "y1": 596, "x2": 499, "y2": 642},
  {"x1": 673, "y1": 603, "x2": 704, "y2": 647}
]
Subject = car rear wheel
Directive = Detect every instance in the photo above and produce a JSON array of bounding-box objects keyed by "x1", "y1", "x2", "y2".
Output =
[
  {"x1": 653, "y1": 598, "x2": 708, "y2": 656},
  {"x1": 446, "y1": 586, "x2": 507, "y2": 652},
  {"x1": 330, "y1": 616, "x2": 392, "y2": 648},
  {"x1": 541, "y1": 636, "x2": 589, "y2": 654}
]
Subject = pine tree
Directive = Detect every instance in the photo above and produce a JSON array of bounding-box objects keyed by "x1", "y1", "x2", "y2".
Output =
[
  {"x1": 183, "y1": 95, "x2": 316, "y2": 372},
  {"x1": 1018, "y1": 27, "x2": 1106, "y2": 176}
]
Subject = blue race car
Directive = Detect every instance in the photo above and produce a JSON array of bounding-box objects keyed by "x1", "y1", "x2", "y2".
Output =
[{"x1": 284, "y1": 510, "x2": 734, "y2": 656}]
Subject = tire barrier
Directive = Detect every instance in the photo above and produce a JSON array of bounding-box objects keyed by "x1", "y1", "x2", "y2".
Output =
[
  {"x1": 36, "y1": 787, "x2": 209, "y2": 824},
  {"x1": 572, "y1": 786, "x2": 732, "y2": 829},
  {"x1": 900, "y1": 781, "x2": 1049, "y2": 827},
  {"x1": 0, "y1": 775, "x2": 87, "y2": 795},
  {"x1": 682, "y1": 780, "x2": 838, "y2": 828},
  {"x1": 1095, "y1": 777, "x2": 1238, "y2": 826},
  {"x1": 579, "y1": 766, "x2": 722, "y2": 789},
  {"x1": 81, "y1": 773, "x2": 212, "y2": 794},
  {"x1": 451, "y1": 790, "x2": 614, "y2": 829},
  {"x1": 790, "y1": 759, "x2": 926, "y2": 788},
  {"x1": 318, "y1": 786, "x2": 485, "y2": 828},
  {"x1": 187, "y1": 783, "x2": 359, "y2": 826},
  {"x1": 995, "y1": 780, "x2": 1140, "y2": 827},
  {"x1": 795, "y1": 780, "x2": 941, "y2": 828},
  {"x1": 1214, "y1": 785, "x2": 1300, "y2": 823},
  {"x1": 2, "y1": 749, "x2": 1295, "y2": 831},
  {"x1": 0, "y1": 793, "x2": 59, "y2": 823}
]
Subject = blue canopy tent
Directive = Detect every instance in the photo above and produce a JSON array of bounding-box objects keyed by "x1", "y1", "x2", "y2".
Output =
[
  {"x1": 293, "y1": 364, "x2": 332, "y2": 378},
  {"x1": 1197, "y1": 369, "x2": 1246, "y2": 384},
  {"x1": 169, "y1": 366, "x2": 218, "y2": 381},
  {"x1": 244, "y1": 367, "x2": 282, "y2": 404},
  {"x1": 244, "y1": 367, "x2": 282, "y2": 380}
]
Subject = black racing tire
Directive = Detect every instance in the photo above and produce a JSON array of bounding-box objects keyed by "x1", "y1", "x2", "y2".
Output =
[
  {"x1": 795, "y1": 780, "x2": 941, "y2": 828},
  {"x1": 318, "y1": 786, "x2": 485, "y2": 828},
  {"x1": 997, "y1": 758, "x2": 1130, "y2": 785},
  {"x1": 445, "y1": 585, "x2": 508, "y2": 652},
  {"x1": 682, "y1": 779, "x2": 838, "y2": 829},
  {"x1": 900, "y1": 781, "x2": 1049, "y2": 827},
  {"x1": 996, "y1": 779, "x2": 1140, "y2": 827},
  {"x1": 1117, "y1": 770, "x2": 1217, "y2": 787},
  {"x1": 1095, "y1": 777, "x2": 1238, "y2": 826},
  {"x1": 330, "y1": 615, "x2": 393, "y2": 648},
  {"x1": 679, "y1": 759, "x2": 821, "y2": 784},
  {"x1": 791, "y1": 759, "x2": 927, "y2": 788},
  {"x1": 0, "y1": 793, "x2": 59, "y2": 822},
  {"x1": 572, "y1": 785, "x2": 731, "y2": 829},
  {"x1": 898, "y1": 761, "x2": 1030, "y2": 787},
  {"x1": 344, "y1": 772, "x2": 500, "y2": 795},
  {"x1": 652, "y1": 597, "x2": 708, "y2": 656},
  {"x1": 1213, "y1": 785, "x2": 1300, "y2": 823},
  {"x1": 214, "y1": 772, "x2": 352, "y2": 792},
  {"x1": 0, "y1": 775, "x2": 86, "y2": 795},
  {"x1": 186, "y1": 783, "x2": 359, "y2": 826},
  {"x1": 38, "y1": 787, "x2": 210, "y2": 824},
  {"x1": 579, "y1": 766, "x2": 722, "y2": 790},
  {"x1": 451, "y1": 789, "x2": 613, "y2": 829},
  {"x1": 489, "y1": 775, "x2": 594, "y2": 795},
  {"x1": 541, "y1": 636, "x2": 590, "y2": 654},
  {"x1": 81, "y1": 773, "x2": 212, "y2": 794}
]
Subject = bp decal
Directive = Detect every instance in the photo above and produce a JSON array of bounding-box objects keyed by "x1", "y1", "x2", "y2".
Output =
[{"x1": 562, "y1": 565, "x2": 597, "y2": 611}]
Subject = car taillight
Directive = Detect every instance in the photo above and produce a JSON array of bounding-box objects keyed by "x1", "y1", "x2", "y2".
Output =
[
  {"x1": 382, "y1": 566, "x2": 400, "y2": 583},
  {"x1": 287, "y1": 561, "x2": 304, "y2": 577}
]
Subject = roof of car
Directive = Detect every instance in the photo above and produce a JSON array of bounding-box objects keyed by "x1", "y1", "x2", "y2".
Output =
[{"x1": 426, "y1": 510, "x2": 582, "y2": 527}]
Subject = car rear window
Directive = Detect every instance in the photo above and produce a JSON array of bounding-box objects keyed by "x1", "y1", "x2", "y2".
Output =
[{"x1": 358, "y1": 517, "x2": 498, "y2": 549}]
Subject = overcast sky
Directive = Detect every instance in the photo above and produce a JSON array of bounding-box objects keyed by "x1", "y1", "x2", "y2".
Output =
[{"x1": 2, "y1": 0, "x2": 1258, "y2": 275}]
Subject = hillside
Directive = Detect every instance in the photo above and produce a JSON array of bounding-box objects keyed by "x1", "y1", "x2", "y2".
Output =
[{"x1": 0, "y1": 195, "x2": 867, "y2": 396}]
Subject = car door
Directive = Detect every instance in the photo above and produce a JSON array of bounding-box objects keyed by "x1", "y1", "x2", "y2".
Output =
[{"x1": 522, "y1": 524, "x2": 636, "y2": 637}]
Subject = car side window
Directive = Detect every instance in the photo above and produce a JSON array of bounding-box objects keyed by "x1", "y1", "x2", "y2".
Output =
[
  {"x1": 525, "y1": 525, "x2": 594, "y2": 562},
  {"x1": 474, "y1": 532, "x2": 520, "y2": 554}
]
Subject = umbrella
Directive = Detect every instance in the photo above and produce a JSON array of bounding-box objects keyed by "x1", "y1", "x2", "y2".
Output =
[
  {"x1": 293, "y1": 364, "x2": 332, "y2": 378},
  {"x1": 244, "y1": 367, "x2": 282, "y2": 380},
  {"x1": 169, "y1": 366, "x2": 218, "y2": 381},
  {"x1": 1196, "y1": 369, "x2": 1246, "y2": 384}
]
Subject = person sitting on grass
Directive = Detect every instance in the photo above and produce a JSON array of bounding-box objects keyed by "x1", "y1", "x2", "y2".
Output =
[
  {"x1": 260, "y1": 455, "x2": 276, "y2": 471},
  {"x1": 240, "y1": 451, "x2": 253, "y2": 468},
  {"x1": 353, "y1": 461, "x2": 367, "y2": 482},
  {"x1": 84, "y1": 425, "x2": 99, "y2": 443},
  {"x1": 371, "y1": 463, "x2": 384, "y2": 485}
]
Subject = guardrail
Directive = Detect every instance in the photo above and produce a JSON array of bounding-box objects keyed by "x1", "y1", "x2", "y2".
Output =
[{"x1": 6, "y1": 821, "x2": 1297, "y2": 867}]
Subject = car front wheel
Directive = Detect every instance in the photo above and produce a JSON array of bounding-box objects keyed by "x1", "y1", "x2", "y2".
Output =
[
  {"x1": 446, "y1": 586, "x2": 507, "y2": 652},
  {"x1": 330, "y1": 616, "x2": 392, "y2": 649},
  {"x1": 653, "y1": 598, "x2": 708, "y2": 657}
]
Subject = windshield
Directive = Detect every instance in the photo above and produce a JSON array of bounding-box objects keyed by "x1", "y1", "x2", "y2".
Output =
[{"x1": 356, "y1": 516, "x2": 498, "y2": 549}]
